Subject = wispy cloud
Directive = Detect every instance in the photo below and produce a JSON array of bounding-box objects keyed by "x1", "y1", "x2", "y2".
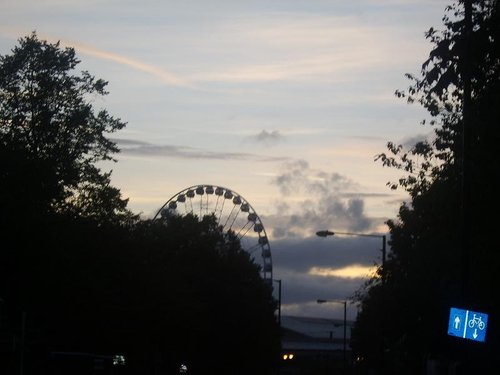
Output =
[
  {"x1": 244, "y1": 130, "x2": 285, "y2": 145},
  {"x1": 0, "y1": 9, "x2": 426, "y2": 89},
  {"x1": 188, "y1": 13, "x2": 427, "y2": 84},
  {"x1": 263, "y1": 159, "x2": 385, "y2": 239},
  {"x1": 271, "y1": 235, "x2": 379, "y2": 317},
  {"x1": 0, "y1": 28, "x2": 195, "y2": 88},
  {"x1": 61, "y1": 39, "x2": 195, "y2": 89},
  {"x1": 114, "y1": 138, "x2": 288, "y2": 162},
  {"x1": 309, "y1": 265, "x2": 377, "y2": 279}
]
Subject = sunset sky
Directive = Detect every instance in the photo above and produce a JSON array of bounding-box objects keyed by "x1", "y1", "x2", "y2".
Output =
[{"x1": 1, "y1": 0, "x2": 450, "y2": 319}]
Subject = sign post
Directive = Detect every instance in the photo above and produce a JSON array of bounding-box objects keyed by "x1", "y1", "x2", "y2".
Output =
[{"x1": 447, "y1": 307, "x2": 488, "y2": 343}]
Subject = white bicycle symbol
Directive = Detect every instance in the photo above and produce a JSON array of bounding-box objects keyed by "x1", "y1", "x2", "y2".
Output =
[{"x1": 468, "y1": 314, "x2": 485, "y2": 330}]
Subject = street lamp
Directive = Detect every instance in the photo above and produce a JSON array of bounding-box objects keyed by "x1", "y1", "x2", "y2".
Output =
[
  {"x1": 315, "y1": 230, "x2": 386, "y2": 268},
  {"x1": 317, "y1": 299, "x2": 347, "y2": 370}
]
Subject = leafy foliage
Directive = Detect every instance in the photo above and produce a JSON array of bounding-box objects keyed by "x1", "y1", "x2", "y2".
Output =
[
  {"x1": 353, "y1": 1, "x2": 500, "y2": 373},
  {"x1": 0, "y1": 33, "x2": 280, "y2": 375},
  {"x1": 0, "y1": 32, "x2": 135, "y2": 225},
  {"x1": 1, "y1": 214, "x2": 280, "y2": 374}
]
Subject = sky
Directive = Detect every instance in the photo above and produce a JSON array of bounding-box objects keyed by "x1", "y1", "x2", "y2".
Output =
[{"x1": 1, "y1": 0, "x2": 450, "y2": 321}]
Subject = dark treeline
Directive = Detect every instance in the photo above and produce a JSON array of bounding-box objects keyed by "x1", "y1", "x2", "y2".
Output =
[
  {"x1": 0, "y1": 33, "x2": 280, "y2": 375},
  {"x1": 4, "y1": 0, "x2": 500, "y2": 373},
  {"x1": 352, "y1": 1, "x2": 500, "y2": 374}
]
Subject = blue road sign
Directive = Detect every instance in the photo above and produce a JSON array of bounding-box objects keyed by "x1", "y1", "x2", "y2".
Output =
[{"x1": 447, "y1": 307, "x2": 488, "y2": 343}]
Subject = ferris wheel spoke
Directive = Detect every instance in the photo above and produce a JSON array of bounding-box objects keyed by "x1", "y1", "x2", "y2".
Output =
[
  {"x1": 204, "y1": 194, "x2": 210, "y2": 217},
  {"x1": 235, "y1": 221, "x2": 253, "y2": 240},
  {"x1": 246, "y1": 243, "x2": 262, "y2": 256},
  {"x1": 224, "y1": 205, "x2": 241, "y2": 232},
  {"x1": 218, "y1": 198, "x2": 227, "y2": 223},
  {"x1": 214, "y1": 195, "x2": 222, "y2": 214},
  {"x1": 154, "y1": 184, "x2": 272, "y2": 282}
]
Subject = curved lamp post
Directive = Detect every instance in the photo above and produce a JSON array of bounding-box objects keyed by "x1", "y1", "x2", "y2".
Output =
[
  {"x1": 315, "y1": 230, "x2": 386, "y2": 269},
  {"x1": 317, "y1": 299, "x2": 347, "y2": 370}
]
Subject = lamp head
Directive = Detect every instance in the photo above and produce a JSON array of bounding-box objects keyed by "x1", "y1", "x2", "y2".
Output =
[{"x1": 316, "y1": 230, "x2": 334, "y2": 237}]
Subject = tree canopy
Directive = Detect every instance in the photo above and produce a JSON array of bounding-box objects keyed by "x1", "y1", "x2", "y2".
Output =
[
  {"x1": 352, "y1": 1, "x2": 500, "y2": 373},
  {"x1": 0, "y1": 33, "x2": 281, "y2": 375},
  {"x1": 0, "y1": 32, "x2": 135, "y2": 226}
]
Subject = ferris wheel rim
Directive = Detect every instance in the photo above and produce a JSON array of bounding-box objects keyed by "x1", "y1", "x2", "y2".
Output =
[{"x1": 153, "y1": 184, "x2": 273, "y2": 282}]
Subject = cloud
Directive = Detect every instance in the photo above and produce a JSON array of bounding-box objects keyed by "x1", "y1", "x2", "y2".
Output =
[
  {"x1": 265, "y1": 160, "x2": 378, "y2": 239},
  {"x1": 271, "y1": 236, "x2": 381, "y2": 272},
  {"x1": 60, "y1": 39, "x2": 195, "y2": 89},
  {"x1": 309, "y1": 265, "x2": 377, "y2": 279},
  {"x1": 270, "y1": 226, "x2": 385, "y2": 318},
  {"x1": 113, "y1": 138, "x2": 288, "y2": 162},
  {"x1": 187, "y1": 11, "x2": 431, "y2": 85},
  {"x1": 0, "y1": 29, "x2": 195, "y2": 89},
  {"x1": 245, "y1": 130, "x2": 285, "y2": 145},
  {"x1": 272, "y1": 160, "x2": 354, "y2": 196}
]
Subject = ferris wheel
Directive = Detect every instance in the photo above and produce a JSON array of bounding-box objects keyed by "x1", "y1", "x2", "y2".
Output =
[{"x1": 153, "y1": 184, "x2": 273, "y2": 283}]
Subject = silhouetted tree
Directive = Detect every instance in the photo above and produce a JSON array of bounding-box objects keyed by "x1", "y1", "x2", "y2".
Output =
[
  {"x1": 0, "y1": 32, "x2": 135, "y2": 226},
  {"x1": 127, "y1": 214, "x2": 281, "y2": 375},
  {"x1": 352, "y1": 1, "x2": 500, "y2": 373},
  {"x1": 0, "y1": 33, "x2": 280, "y2": 375},
  {"x1": 0, "y1": 32, "x2": 137, "y2": 373}
]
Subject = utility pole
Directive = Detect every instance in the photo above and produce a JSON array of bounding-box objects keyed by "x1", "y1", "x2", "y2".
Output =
[
  {"x1": 461, "y1": 0, "x2": 472, "y2": 303},
  {"x1": 273, "y1": 279, "x2": 282, "y2": 327},
  {"x1": 317, "y1": 299, "x2": 347, "y2": 372}
]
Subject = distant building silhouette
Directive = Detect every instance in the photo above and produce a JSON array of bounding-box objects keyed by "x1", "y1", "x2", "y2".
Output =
[{"x1": 280, "y1": 315, "x2": 354, "y2": 374}]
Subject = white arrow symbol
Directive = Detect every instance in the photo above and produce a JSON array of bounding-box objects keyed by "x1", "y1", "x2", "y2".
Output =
[
  {"x1": 454, "y1": 316, "x2": 460, "y2": 329},
  {"x1": 473, "y1": 329, "x2": 478, "y2": 339}
]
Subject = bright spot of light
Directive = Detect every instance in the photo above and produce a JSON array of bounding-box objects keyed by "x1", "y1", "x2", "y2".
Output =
[
  {"x1": 113, "y1": 355, "x2": 125, "y2": 366},
  {"x1": 309, "y1": 264, "x2": 377, "y2": 279}
]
